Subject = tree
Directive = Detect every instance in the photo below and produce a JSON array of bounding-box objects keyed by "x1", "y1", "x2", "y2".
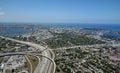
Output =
[{"x1": 12, "y1": 69, "x2": 14, "y2": 73}]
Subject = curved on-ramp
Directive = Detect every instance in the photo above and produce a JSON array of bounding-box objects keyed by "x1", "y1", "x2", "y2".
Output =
[
  {"x1": 0, "y1": 52, "x2": 56, "y2": 73},
  {"x1": 0, "y1": 36, "x2": 56, "y2": 73}
]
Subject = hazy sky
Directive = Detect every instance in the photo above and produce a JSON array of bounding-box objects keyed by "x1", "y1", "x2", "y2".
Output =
[{"x1": 0, "y1": 0, "x2": 120, "y2": 24}]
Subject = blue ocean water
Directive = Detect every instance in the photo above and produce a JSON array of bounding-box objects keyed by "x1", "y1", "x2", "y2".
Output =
[
  {"x1": 0, "y1": 23, "x2": 120, "y2": 37},
  {"x1": 0, "y1": 23, "x2": 120, "y2": 30},
  {"x1": 3, "y1": 28, "x2": 30, "y2": 34},
  {"x1": 53, "y1": 24, "x2": 120, "y2": 30},
  {"x1": 104, "y1": 32, "x2": 120, "y2": 38},
  {"x1": 53, "y1": 23, "x2": 120, "y2": 38},
  {"x1": 0, "y1": 28, "x2": 31, "y2": 36}
]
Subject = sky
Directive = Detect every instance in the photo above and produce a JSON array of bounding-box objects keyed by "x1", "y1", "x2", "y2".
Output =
[{"x1": 0, "y1": 0, "x2": 120, "y2": 24}]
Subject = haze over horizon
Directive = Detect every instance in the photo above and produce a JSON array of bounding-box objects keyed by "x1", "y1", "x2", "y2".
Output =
[{"x1": 0, "y1": 0, "x2": 120, "y2": 24}]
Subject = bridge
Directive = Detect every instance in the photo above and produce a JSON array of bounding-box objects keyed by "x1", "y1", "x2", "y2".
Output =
[
  {"x1": 0, "y1": 36, "x2": 56, "y2": 73},
  {"x1": 0, "y1": 52, "x2": 55, "y2": 73}
]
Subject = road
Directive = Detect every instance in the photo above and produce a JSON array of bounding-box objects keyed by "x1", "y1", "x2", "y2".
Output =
[
  {"x1": 25, "y1": 55, "x2": 33, "y2": 73},
  {"x1": 0, "y1": 36, "x2": 56, "y2": 73},
  {"x1": 0, "y1": 52, "x2": 56, "y2": 73},
  {"x1": 55, "y1": 44, "x2": 106, "y2": 50},
  {"x1": 55, "y1": 43, "x2": 120, "y2": 50}
]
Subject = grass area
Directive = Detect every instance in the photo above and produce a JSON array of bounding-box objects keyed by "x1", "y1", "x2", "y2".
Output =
[
  {"x1": 25, "y1": 59, "x2": 31, "y2": 73},
  {"x1": 5, "y1": 67, "x2": 22, "y2": 73},
  {"x1": 6, "y1": 69, "x2": 12, "y2": 73},
  {"x1": 27, "y1": 56, "x2": 39, "y2": 73},
  {"x1": 0, "y1": 57, "x2": 3, "y2": 63}
]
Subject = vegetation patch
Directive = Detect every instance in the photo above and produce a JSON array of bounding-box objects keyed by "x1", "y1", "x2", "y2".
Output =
[{"x1": 45, "y1": 33, "x2": 105, "y2": 48}]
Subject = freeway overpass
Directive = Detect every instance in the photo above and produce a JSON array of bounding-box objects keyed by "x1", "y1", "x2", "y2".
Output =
[
  {"x1": 0, "y1": 52, "x2": 55, "y2": 73},
  {"x1": 0, "y1": 36, "x2": 56, "y2": 73}
]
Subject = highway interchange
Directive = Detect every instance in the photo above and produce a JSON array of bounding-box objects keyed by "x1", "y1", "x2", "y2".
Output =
[
  {"x1": 1, "y1": 36, "x2": 120, "y2": 73},
  {"x1": 0, "y1": 36, "x2": 56, "y2": 73}
]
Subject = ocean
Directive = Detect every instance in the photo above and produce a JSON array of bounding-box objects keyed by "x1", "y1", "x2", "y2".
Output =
[
  {"x1": 53, "y1": 24, "x2": 120, "y2": 30},
  {"x1": 0, "y1": 23, "x2": 120, "y2": 37},
  {"x1": 0, "y1": 27, "x2": 32, "y2": 36}
]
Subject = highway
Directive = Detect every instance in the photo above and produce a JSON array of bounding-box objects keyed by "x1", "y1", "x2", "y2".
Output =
[
  {"x1": 55, "y1": 43, "x2": 120, "y2": 50},
  {"x1": 0, "y1": 52, "x2": 56, "y2": 73},
  {"x1": 0, "y1": 36, "x2": 56, "y2": 73},
  {"x1": 55, "y1": 44, "x2": 106, "y2": 50},
  {"x1": 25, "y1": 55, "x2": 33, "y2": 73}
]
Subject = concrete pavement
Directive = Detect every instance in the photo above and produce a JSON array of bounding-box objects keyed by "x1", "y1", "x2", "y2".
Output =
[{"x1": 0, "y1": 36, "x2": 56, "y2": 73}]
